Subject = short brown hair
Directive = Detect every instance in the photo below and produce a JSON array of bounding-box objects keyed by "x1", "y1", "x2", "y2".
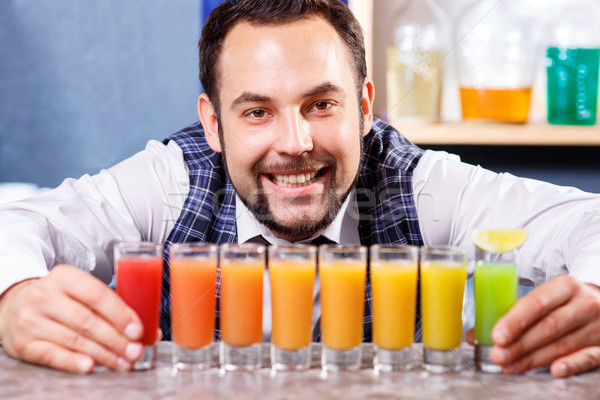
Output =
[{"x1": 199, "y1": 0, "x2": 367, "y2": 114}]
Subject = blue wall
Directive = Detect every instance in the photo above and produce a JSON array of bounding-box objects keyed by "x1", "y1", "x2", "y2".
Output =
[{"x1": 0, "y1": 0, "x2": 200, "y2": 187}]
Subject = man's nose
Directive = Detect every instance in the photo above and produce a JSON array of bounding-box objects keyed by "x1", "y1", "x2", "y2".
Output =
[{"x1": 274, "y1": 113, "x2": 313, "y2": 155}]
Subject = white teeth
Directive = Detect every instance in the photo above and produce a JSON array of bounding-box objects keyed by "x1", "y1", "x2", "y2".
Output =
[{"x1": 271, "y1": 171, "x2": 317, "y2": 187}]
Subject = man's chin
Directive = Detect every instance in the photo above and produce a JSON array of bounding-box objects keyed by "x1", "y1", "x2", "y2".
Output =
[{"x1": 259, "y1": 213, "x2": 332, "y2": 242}]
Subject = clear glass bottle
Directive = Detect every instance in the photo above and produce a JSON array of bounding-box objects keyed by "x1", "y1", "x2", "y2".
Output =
[
  {"x1": 544, "y1": 0, "x2": 600, "y2": 126},
  {"x1": 386, "y1": 0, "x2": 447, "y2": 124},
  {"x1": 455, "y1": 0, "x2": 537, "y2": 124}
]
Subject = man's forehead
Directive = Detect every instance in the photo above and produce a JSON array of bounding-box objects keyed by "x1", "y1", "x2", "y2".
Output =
[
  {"x1": 217, "y1": 16, "x2": 354, "y2": 104},
  {"x1": 220, "y1": 16, "x2": 345, "y2": 63}
]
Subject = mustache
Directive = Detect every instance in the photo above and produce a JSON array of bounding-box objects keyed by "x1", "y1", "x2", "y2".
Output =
[{"x1": 253, "y1": 156, "x2": 336, "y2": 176}]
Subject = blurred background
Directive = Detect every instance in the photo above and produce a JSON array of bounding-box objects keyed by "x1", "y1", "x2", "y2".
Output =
[
  {"x1": 0, "y1": 0, "x2": 599, "y2": 201},
  {"x1": 0, "y1": 0, "x2": 200, "y2": 194}
]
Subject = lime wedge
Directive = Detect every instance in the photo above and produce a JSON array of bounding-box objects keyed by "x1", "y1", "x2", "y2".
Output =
[{"x1": 472, "y1": 228, "x2": 527, "y2": 253}]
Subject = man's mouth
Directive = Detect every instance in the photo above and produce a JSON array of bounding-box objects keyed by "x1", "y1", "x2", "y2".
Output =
[{"x1": 267, "y1": 169, "x2": 324, "y2": 188}]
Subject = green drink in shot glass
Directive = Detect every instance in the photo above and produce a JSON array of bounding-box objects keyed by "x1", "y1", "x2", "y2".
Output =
[{"x1": 472, "y1": 228, "x2": 527, "y2": 373}]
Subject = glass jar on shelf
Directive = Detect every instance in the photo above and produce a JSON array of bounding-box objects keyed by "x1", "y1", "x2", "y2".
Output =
[
  {"x1": 544, "y1": 0, "x2": 600, "y2": 126},
  {"x1": 386, "y1": 0, "x2": 447, "y2": 125},
  {"x1": 454, "y1": 0, "x2": 538, "y2": 124}
]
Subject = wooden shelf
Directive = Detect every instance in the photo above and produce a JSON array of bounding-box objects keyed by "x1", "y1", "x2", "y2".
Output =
[{"x1": 398, "y1": 122, "x2": 600, "y2": 146}]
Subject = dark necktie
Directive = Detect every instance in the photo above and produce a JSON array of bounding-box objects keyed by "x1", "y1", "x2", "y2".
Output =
[{"x1": 246, "y1": 235, "x2": 335, "y2": 246}]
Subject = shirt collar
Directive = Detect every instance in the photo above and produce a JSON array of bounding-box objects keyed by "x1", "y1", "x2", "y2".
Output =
[{"x1": 235, "y1": 191, "x2": 360, "y2": 245}]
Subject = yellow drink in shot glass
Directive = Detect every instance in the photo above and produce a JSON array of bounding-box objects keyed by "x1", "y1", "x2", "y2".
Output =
[
  {"x1": 370, "y1": 245, "x2": 418, "y2": 372},
  {"x1": 269, "y1": 244, "x2": 317, "y2": 371},
  {"x1": 319, "y1": 245, "x2": 367, "y2": 372},
  {"x1": 421, "y1": 246, "x2": 467, "y2": 373}
]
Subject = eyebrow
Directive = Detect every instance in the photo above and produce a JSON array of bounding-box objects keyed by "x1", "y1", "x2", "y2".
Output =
[
  {"x1": 230, "y1": 82, "x2": 345, "y2": 110},
  {"x1": 303, "y1": 82, "x2": 344, "y2": 98},
  {"x1": 231, "y1": 93, "x2": 272, "y2": 110}
]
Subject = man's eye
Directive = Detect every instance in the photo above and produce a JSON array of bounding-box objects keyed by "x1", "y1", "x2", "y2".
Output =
[
  {"x1": 249, "y1": 109, "x2": 266, "y2": 118},
  {"x1": 313, "y1": 102, "x2": 332, "y2": 111}
]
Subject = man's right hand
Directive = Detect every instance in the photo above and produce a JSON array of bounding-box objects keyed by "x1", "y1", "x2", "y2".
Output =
[{"x1": 0, "y1": 264, "x2": 144, "y2": 373}]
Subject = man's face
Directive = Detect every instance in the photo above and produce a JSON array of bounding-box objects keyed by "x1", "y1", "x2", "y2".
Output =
[{"x1": 201, "y1": 17, "x2": 373, "y2": 241}]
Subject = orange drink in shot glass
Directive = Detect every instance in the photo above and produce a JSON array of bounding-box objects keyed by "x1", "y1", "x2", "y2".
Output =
[
  {"x1": 219, "y1": 243, "x2": 266, "y2": 371},
  {"x1": 114, "y1": 242, "x2": 163, "y2": 371},
  {"x1": 169, "y1": 243, "x2": 218, "y2": 371},
  {"x1": 370, "y1": 245, "x2": 419, "y2": 372},
  {"x1": 269, "y1": 244, "x2": 317, "y2": 371},
  {"x1": 319, "y1": 244, "x2": 367, "y2": 372}
]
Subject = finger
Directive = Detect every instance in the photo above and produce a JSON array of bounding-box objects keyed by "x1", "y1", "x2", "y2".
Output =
[
  {"x1": 31, "y1": 315, "x2": 139, "y2": 371},
  {"x1": 36, "y1": 288, "x2": 140, "y2": 363},
  {"x1": 492, "y1": 276, "x2": 576, "y2": 346},
  {"x1": 550, "y1": 346, "x2": 600, "y2": 378},
  {"x1": 50, "y1": 265, "x2": 143, "y2": 340},
  {"x1": 465, "y1": 328, "x2": 474, "y2": 345},
  {"x1": 490, "y1": 294, "x2": 596, "y2": 365},
  {"x1": 493, "y1": 320, "x2": 600, "y2": 374},
  {"x1": 6, "y1": 303, "x2": 139, "y2": 372},
  {"x1": 21, "y1": 340, "x2": 96, "y2": 374}
]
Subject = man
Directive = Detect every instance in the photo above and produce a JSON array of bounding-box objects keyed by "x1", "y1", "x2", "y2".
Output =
[{"x1": 1, "y1": 0, "x2": 600, "y2": 377}]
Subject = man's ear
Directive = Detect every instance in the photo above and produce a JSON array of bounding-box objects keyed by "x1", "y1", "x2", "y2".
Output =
[
  {"x1": 360, "y1": 77, "x2": 375, "y2": 136},
  {"x1": 197, "y1": 93, "x2": 222, "y2": 153}
]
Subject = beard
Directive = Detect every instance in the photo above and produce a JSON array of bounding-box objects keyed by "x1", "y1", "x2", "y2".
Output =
[
  {"x1": 216, "y1": 109, "x2": 364, "y2": 241},
  {"x1": 249, "y1": 156, "x2": 351, "y2": 241}
]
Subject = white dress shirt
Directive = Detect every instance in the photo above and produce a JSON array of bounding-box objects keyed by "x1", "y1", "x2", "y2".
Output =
[{"x1": 2, "y1": 138, "x2": 600, "y2": 301}]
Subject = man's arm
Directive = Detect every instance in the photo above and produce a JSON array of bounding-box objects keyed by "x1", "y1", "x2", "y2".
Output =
[
  {"x1": 0, "y1": 139, "x2": 188, "y2": 372},
  {"x1": 414, "y1": 150, "x2": 600, "y2": 377}
]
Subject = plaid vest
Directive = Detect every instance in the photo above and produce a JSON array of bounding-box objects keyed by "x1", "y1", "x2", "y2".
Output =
[{"x1": 161, "y1": 118, "x2": 425, "y2": 341}]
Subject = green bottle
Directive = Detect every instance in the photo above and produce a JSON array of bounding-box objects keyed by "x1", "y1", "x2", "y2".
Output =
[{"x1": 544, "y1": 1, "x2": 600, "y2": 125}]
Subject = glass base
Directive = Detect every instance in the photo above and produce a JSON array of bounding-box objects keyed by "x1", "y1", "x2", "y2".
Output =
[
  {"x1": 172, "y1": 344, "x2": 212, "y2": 371},
  {"x1": 322, "y1": 345, "x2": 361, "y2": 372},
  {"x1": 374, "y1": 346, "x2": 413, "y2": 373},
  {"x1": 133, "y1": 344, "x2": 156, "y2": 371},
  {"x1": 423, "y1": 347, "x2": 462, "y2": 373},
  {"x1": 271, "y1": 344, "x2": 311, "y2": 371},
  {"x1": 219, "y1": 342, "x2": 261, "y2": 371},
  {"x1": 475, "y1": 344, "x2": 502, "y2": 373}
]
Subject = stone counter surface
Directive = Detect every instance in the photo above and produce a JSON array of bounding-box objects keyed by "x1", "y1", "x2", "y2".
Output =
[{"x1": 1, "y1": 342, "x2": 598, "y2": 400}]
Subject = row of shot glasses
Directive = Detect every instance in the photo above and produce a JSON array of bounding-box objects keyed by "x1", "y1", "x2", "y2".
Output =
[{"x1": 114, "y1": 241, "x2": 515, "y2": 373}]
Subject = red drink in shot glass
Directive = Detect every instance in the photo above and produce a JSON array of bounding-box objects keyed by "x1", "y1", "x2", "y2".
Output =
[{"x1": 114, "y1": 242, "x2": 163, "y2": 370}]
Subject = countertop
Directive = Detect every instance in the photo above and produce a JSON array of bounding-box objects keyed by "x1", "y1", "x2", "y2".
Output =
[{"x1": 1, "y1": 342, "x2": 599, "y2": 400}]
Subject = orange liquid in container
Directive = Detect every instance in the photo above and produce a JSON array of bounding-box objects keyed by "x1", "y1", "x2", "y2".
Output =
[{"x1": 460, "y1": 87, "x2": 532, "y2": 123}]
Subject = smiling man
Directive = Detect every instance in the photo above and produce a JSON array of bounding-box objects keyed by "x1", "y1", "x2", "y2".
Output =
[
  {"x1": 1, "y1": 0, "x2": 600, "y2": 378},
  {"x1": 199, "y1": 16, "x2": 367, "y2": 241}
]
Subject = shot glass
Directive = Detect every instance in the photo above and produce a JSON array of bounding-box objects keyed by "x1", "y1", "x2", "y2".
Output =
[
  {"x1": 219, "y1": 243, "x2": 266, "y2": 371},
  {"x1": 169, "y1": 243, "x2": 218, "y2": 371},
  {"x1": 474, "y1": 246, "x2": 518, "y2": 373},
  {"x1": 319, "y1": 244, "x2": 367, "y2": 372},
  {"x1": 370, "y1": 245, "x2": 419, "y2": 372},
  {"x1": 114, "y1": 242, "x2": 164, "y2": 370},
  {"x1": 420, "y1": 246, "x2": 467, "y2": 373},
  {"x1": 269, "y1": 244, "x2": 317, "y2": 371}
]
